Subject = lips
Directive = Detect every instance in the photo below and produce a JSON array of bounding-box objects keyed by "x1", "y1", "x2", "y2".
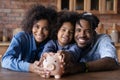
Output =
[
  {"x1": 62, "y1": 36, "x2": 69, "y2": 42},
  {"x1": 78, "y1": 38, "x2": 85, "y2": 43},
  {"x1": 35, "y1": 34, "x2": 44, "y2": 41},
  {"x1": 76, "y1": 37, "x2": 87, "y2": 44}
]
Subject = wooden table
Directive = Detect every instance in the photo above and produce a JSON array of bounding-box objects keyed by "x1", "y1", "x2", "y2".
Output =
[{"x1": 1, "y1": 66, "x2": 120, "y2": 80}]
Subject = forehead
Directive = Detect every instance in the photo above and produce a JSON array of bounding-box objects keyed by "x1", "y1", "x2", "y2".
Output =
[
  {"x1": 61, "y1": 22, "x2": 74, "y2": 29},
  {"x1": 37, "y1": 19, "x2": 48, "y2": 24}
]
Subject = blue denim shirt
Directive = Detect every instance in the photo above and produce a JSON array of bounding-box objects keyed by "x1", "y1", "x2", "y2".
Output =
[
  {"x1": 79, "y1": 34, "x2": 118, "y2": 62},
  {"x1": 1, "y1": 32, "x2": 48, "y2": 72}
]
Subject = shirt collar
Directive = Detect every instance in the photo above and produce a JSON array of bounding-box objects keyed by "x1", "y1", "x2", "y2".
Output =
[
  {"x1": 32, "y1": 35, "x2": 37, "y2": 51},
  {"x1": 32, "y1": 35, "x2": 49, "y2": 51}
]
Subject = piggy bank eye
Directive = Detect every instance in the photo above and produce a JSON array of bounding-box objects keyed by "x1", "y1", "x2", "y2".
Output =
[{"x1": 54, "y1": 60, "x2": 57, "y2": 63}]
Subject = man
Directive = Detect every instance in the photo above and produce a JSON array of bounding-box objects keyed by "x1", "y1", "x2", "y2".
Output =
[{"x1": 66, "y1": 12, "x2": 119, "y2": 73}]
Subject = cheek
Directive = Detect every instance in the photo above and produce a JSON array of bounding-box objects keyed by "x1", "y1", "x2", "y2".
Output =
[
  {"x1": 57, "y1": 31, "x2": 61, "y2": 38},
  {"x1": 87, "y1": 32, "x2": 93, "y2": 39},
  {"x1": 44, "y1": 31, "x2": 49, "y2": 36},
  {"x1": 32, "y1": 27, "x2": 37, "y2": 33},
  {"x1": 74, "y1": 32, "x2": 78, "y2": 39},
  {"x1": 86, "y1": 34, "x2": 93, "y2": 43},
  {"x1": 86, "y1": 33, "x2": 91, "y2": 39},
  {"x1": 70, "y1": 34, "x2": 73, "y2": 39}
]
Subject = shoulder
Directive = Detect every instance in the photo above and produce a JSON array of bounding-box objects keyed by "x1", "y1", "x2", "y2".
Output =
[
  {"x1": 46, "y1": 40, "x2": 56, "y2": 44},
  {"x1": 14, "y1": 31, "x2": 27, "y2": 37},
  {"x1": 14, "y1": 31, "x2": 31, "y2": 38},
  {"x1": 68, "y1": 43, "x2": 81, "y2": 51},
  {"x1": 93, "y1": 34, "x2": 114, "y2": 51},
  {"x1": 94, "y1": 34, "x2": 115, "y2": 49},
  {"x1": 97, "y1": 34, "x2": 111, "y2": 39},
  {"x1": 13, "y1": 31, "x2": 33, "y2": 42},
  {"x1": 45, "y1": 40, "x2": 57, "y2": 46},
  {"x1": 96, "y1": 34, "x2": 112, "y2": 43}
]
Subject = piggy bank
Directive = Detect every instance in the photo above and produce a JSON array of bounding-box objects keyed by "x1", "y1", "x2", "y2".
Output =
[{"x1": 41, "y1": 52, "x2": 64, "y2": 79}]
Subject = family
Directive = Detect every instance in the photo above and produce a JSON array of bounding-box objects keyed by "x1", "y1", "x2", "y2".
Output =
[{"x1": 1, "y1": 4, "x2": 119, "y2": 78}]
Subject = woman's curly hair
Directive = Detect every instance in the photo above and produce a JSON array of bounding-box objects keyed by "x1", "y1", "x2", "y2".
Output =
[
  {"x1": 51, "y1": 11, "x2": 78, "y2": 41},
  {"x1": 21, "y1": 4, "x2": 57, "y2": 34}
]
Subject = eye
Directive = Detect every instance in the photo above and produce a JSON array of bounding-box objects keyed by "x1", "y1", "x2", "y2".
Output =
[
  {"x1": 45, "y1": 59, "x2": 47, "y2": 62},
  {"x1": 33, "y1": 24, "x2": 39, "y2": 29},
  {"x1": 60, "y1": 28, "x2": 66, "y2": 32},
  {"x1": 69, "y1": 30, "x2": 74, "y2": 34},
  {"x1": 85, "y1": 29, "x2": 92, "y2": 34},
  {"x1": 43, "y1": 26, "x2": 49, "y2": 31},
  {"x1": 54, "y1": 60, "x2": 57, "y2": 62},
  {"x1": 75, "y1": 28, "x2": 81, "y2": 32}
]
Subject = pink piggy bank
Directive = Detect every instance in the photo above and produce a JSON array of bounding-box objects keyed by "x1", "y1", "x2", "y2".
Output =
[{"x1": 41, "y1": 52, "x2": 64, "y2": 79}]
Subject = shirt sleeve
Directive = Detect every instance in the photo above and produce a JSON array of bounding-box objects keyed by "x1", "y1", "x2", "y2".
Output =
[
  {"x1": 66, "y1": 44, "x2": 82, "y2": 62},
  {"x1": 1, "y1": 33, "x2": 30, "y2": 72},
  {"x1": 42, "y1": 40, "x2": 57, "y2": 54}
]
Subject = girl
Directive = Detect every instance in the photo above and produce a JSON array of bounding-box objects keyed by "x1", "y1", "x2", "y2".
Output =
[{"x1": 42, "y1": 11, "x2": 78, "y2": 53}]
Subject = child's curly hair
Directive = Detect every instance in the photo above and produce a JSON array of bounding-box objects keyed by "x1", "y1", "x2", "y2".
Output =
[{"x1": 51, "y1": 11, "x2": 78, "y2": 41}]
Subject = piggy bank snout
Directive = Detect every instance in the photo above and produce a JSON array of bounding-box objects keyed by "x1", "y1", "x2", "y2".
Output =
[{"x1": 46, "y1": 64, "x2": 56, "y2": 71}]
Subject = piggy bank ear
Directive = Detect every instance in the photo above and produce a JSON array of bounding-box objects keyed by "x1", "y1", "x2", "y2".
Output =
[
  {"x1": 40, "y1": 52, "x2": 49, "y2": 61},
  {"x1": 42, "y1": 52, "x2": 49, "y2": 57},
  {"x1": 57, "y1": 53, "x2": 65, "y2": 62}
]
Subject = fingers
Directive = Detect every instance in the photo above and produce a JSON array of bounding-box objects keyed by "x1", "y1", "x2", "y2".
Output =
[
  {"x1": 34, "y1": 61, "x2": 40, "y2": 66},
  {"x1": 31, "y1": 61, "x2": 51, "y2": 78},
  {"x1": 57, "y1": 50, "x2": 63, "y2": 53},
  {"x1": 30, "y1": 61, "x2": 42, "y2": 73},
  {"x1": 42, "y1": 52, "x2": 55, "y2": 57}
]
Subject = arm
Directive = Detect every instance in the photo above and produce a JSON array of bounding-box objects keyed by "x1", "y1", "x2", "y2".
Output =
[
  {"x1": 1, "y1": 32, "x2": 30, "y2": 72},
  {"x1": 65, "y1": 57, "x2": 119, "y2": 74},
  {"x1": 87, "y1": 57, "x2": 118, "y2": 72},
  {"x1": 42, "y1": 40, "x2": 57, "y2": 54},
  {"x1": 65, "y1": 35, "x2": 119, "y2": 74}
]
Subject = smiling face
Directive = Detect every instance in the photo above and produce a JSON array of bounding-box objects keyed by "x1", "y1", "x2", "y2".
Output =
[
  {"x1": 74, "y1": 19, "x2": 94, "y2": 48},
  {"x1": 57, "y1": 22, "x2": 74, "y2": 46},
  {"x1": 32, "y1": 19, "x2": 49, "y2": 43}
]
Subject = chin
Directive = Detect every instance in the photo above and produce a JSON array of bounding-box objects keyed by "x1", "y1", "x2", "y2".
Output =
[
  {"x1": 77, "y1": 43, "x2": 86, "y2": 48},
  {"x1": 36, "y1": 40, "x2": 44, "y2": 43}
]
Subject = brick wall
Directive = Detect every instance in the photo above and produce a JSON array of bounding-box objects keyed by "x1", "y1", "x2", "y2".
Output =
[
  {"x1": 0, "y1": 0, "x2": 56, "y2": 41},
  {"x1": 0, "y1": 0, "x2": 120, "y2": 41},
  {"x1": 97, "y1": 14, "x2": 120, "y2": 30}
]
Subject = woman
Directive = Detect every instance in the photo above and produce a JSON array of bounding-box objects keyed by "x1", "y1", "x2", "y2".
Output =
[{"x1": 1, "y1": 4, "x2": 57, "y2": 74}]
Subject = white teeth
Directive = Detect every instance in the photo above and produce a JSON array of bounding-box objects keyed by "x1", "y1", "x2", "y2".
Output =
[
  {"x1": 78, "y1": 38, "x2": 85, "y2": 43},
  {"x1": 37, "y1": 35, "x2": 43, "y2": 39},
  {"x1": 63, "y1": 37, "x2": 69, "y2": 41},
  {"x1": 62, "y1": 37, "x2": 67, "y2": 41}
]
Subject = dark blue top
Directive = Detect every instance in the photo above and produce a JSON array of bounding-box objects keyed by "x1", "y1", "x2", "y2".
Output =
[{"x1": 42, "y1": 40, "x2": 82, "y2": 62}]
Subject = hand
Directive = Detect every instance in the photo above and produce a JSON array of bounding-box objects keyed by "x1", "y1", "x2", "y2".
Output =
[
  {"x1": 29, "y1": 61, "x2": 51, "y2": 78},
  {"x1": 57, "y1": 50, "x2": 73, "y2": 74},
  {"x1": 29, "y1": 61, "x2": 41, "y2": 73}
]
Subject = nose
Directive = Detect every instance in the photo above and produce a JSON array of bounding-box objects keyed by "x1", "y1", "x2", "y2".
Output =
[
  {"x1": 64, "y1": 30, "x2": 70, "y2": 36},
  {"x1": 79, "y1": 30, "x2": 86, "y2": 37},
  {"x1": 38, "y1": 28, "x2": 43, "y2": 34}
]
